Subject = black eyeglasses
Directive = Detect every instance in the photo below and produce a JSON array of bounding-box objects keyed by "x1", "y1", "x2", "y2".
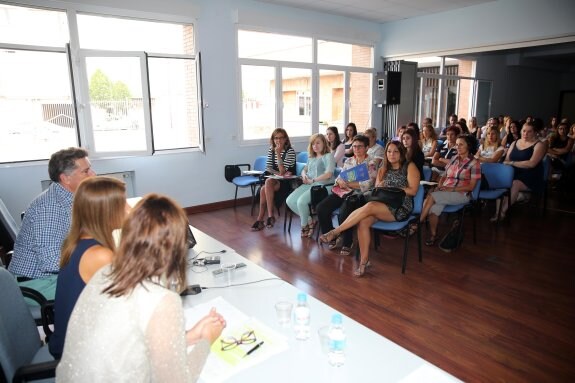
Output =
[{"x1": 220, "y1": 330, "x2": 256, "y2": 351}]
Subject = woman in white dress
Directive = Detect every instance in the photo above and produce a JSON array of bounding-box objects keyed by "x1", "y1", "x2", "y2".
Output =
[{"x1": 57, "y1": 194, "x2": 226, "y2": 383}]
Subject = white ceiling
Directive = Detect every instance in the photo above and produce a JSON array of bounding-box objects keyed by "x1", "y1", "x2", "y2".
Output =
[{"x1": 255, "y1": 0, "x2": 496, "y2": 23}]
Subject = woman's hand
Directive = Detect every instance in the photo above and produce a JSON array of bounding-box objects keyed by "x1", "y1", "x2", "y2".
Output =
[
  {"x1": 336, "y1": 178, "x2": 349, "y2": 189},
  {"x1": 186, "y1": 308, "x2": 226, "y2": 345}
]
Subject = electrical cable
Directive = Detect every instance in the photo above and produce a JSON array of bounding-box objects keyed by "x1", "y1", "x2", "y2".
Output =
[{"x1": 201, "y1": 277, "x2": 282, "y2": 289}]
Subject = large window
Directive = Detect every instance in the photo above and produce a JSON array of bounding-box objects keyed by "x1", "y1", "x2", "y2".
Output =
[
  {"x1": 238, "y1": 30, "x2": 373, "y2": 141},
  {"x1": 0, "y1": 4, "x2": 202, "y2": 163}
]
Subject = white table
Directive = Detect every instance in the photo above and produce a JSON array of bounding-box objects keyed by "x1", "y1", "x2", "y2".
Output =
[{"x1": 183, "y1": 227, "x2": 461, "y2": 383}]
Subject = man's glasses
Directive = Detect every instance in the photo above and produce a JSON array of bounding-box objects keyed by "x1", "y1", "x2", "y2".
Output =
[{"x1": 220, "y1": 330, "x2": 257, "y2": 351}]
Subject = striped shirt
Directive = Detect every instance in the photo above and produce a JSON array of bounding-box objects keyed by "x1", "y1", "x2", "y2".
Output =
[{"x1": 266, "y1": 146, "x2": 296, "y2": 175}]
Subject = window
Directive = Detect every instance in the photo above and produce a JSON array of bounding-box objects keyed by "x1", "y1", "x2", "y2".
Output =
[
  {"x1": 0, "y1": 4, "x2": 202, "y2": 163},
  {"x1": 238, "y1": 30, "x2": 373, "y2": 142}
]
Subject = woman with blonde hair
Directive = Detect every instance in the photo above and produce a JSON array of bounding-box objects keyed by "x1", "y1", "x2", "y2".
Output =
[
  {"x1": 57, "y1": 194, "x2": 226, "y2": 381},
  {"x1": 286, "y1": 134, "x2": 335, "y2": 237},
  {"x1": 252, "y1": 127, "x2": 296, "y2": 230},
  {"x1": 50, "y1": 176, "x2": 128, "y2": 358},
  {"x1": 420, "y1": 123, "x2": 438, "y2": 157},
  {"x1": 476, "y1": 126, "x2": 505, "y2": 163}
]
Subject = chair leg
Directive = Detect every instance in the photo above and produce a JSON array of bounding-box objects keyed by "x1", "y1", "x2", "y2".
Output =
[
  {"x1": 417, "y1": 221, "x2": 422, "y2": 263},
  {"x1": 401, "y1": 226, "x2": 409, "y2": 274},
  {"x1": 250, "y1": 185, "x2": 256, "y2": 216},
  {"x1": 287, "y1": 209, "x2": 293, "y2": 233},
  {"x1": 234, "y1": 187, "x2": 239, "y2": 208},
  {"x1": 472, "y1": 204, "x2": 477, "y2": 244}
]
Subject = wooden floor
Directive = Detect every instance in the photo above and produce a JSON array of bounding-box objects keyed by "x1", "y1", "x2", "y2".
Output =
[{"x1": 189, "y1": 190, "x2": 575, "y2": 382}]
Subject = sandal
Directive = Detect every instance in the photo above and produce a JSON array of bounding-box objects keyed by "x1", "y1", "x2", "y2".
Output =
[
  {"x1": 399, "y1": 223, "x2": 418, "y2": 238},
  {"x1": 353, "y1": 260, "x2": 371, "y2": 277},
  {"x1": 300, "y1": 225, "x2": 310, "y2": 237},
  {"x1": 328, "y1": 236, "x2": 343, "y2": 250},
  {"x1": 340, "y1": 245, "x2": 354, "y2": 256},
  {"x1": 320, "y1": 229, "x2": 339, "y2": 244},
  {"x1": 425, "y1": 235, "x2": 437, "y2": 246},
  {"x1": 266, "y1": 216, "x2": 276, "y2": 229},
  {"x1": 251, "y1": 220, "x2": 265, "y2": 231},
  {"x1": 306, "y1": 220, "x2": 317, "y2": 238}
]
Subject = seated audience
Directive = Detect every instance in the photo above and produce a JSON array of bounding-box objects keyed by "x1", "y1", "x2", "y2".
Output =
[
  {"x1": 547, "y1": 122, "x2": 574, "y2": 172},
  {"x1": 252, "y1": 128, "x2": 296, "y2": 231},
  {"x1": 9, "y1": 147, "x2": 95, "y2": 299},
  {"x1": 402, "y1": 128, "x2": 424, "y2": 179},
  {"x1": 364, "y1": 127, "x2": 385, "y2": 167},
  {"x1": 316, "y1": 135, "x2": 377, "y2": 256},
  {"x1": 455, "y1": 119, "x2": 469, "y2": 135},
  {"x1": 468, "y1": 116, "x2": 480, "y2": 139},
  {"x1": 475, "y1": 126, "x2": 505, "y2": 163},
  {"x1": 326, "y1": 126, "x2": 345, "y2": 167},
  {"x1": 393, "y1": 125, "x2": 407, "y2": 142},
  {"x1": 343, "y1": 122, "x2": 358, "y2": 158},
  {"x1": 501, "y1": 120, "x2": 521, "y2": 150},
  {"x1": 439, "y1": 114, "x2": 458, "y2": 138},
  {"x1": 407, "y1": 122, "x2": 421, "y2": 139},
  {"x1": 286, "y1": 134, "x2": 335, "y2": 238},
  {"x1": 480, "y1": 117, "x2": 499, "y2": 142},
  {"x1": 497, "y1": 121, "x2": 546, "y2": 220},
  {"x1": 49, "y1": 176, "x2": 127, "y2": 359},
  {"x1": 420, "y1": 135, "x2": 481, "y2": 246},
  {"x1": 430, "y1": 125, "x2": 459, "y2": 180},
  {"x1": 57, "y1": 194, "x2": 226, "y2": 382},
  {"x1": 420, "y1": 123, "x2": 438, "y2": 158},
  {"x1": 320, "y1": 141, "x2": 419, "y2": 277}
]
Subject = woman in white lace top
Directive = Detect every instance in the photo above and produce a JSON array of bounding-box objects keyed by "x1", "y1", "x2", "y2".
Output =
[{"x1": 57, "y1": 194, "x2": 226, "y2": 383}]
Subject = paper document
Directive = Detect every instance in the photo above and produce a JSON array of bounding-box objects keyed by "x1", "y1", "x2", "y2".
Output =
[
  {"x1": 185, "y1": 296, "x2": 289, "y2": 383},
  {"x1": 339, "y1": 162, "x2": 369, "y2": 182}
]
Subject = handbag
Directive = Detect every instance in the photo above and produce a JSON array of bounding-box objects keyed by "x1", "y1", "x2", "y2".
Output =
[
  {"x1": 310, "y1": 185, "x2": 328, "y2": 209},
  {"x1": 366, "y1": 187, "x2": 405, "y2": 209}
]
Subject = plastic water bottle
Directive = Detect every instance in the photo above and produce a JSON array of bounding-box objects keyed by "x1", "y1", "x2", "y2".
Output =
[
  {"x1": 328, "y1": 313, "x2": 346, "y2": 366},
  {"x1": 294, "y1": 293, "x2": 310, "y2": 340}
]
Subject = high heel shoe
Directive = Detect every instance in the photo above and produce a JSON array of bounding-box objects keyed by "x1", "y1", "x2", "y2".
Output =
[
  {"x1": 306, "y1": 220, "x2": 317, "y2": 238},
  {"x1": 251, "y1": 220, "x2": 265, "y2": 231},
  {"x1": 320, "y1": 229, "x2": 339, "y2": 244},
  {"x1": 353, "y1": 260, "x2": 371, "y2": 277},
  {"x1": 266, "y1": 216, "x2": 276, "y2": 228},
  {"x1": 300, "y1": 225, "x2": 310, "y2": 237}
]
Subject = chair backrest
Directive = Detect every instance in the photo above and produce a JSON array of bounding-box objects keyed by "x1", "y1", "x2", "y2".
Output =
[
  {"x1": 481, "y1": 163, "x2": 514, "y2": 189},
  {"x1": 470, "y1": 177, "x2": 482, "y2": 200},
  {"x1": 224, "y1": 165, "x2": 241, "y2": 183},
  {"x1": 253, "y1": 156, "x2": 267, "y2": 171},
  {"x1": 333, "y1": 167, "x2": 342, "y2": 178},
  {"x1": 0, "y1": 197, "x2": 18, "y2": 242},
  {"x1": 0, "y1": 268, "x2": 43, "y2": 382},
  {"x1": 296, "y1": 151, "x2": 308, "y2": 163},
  {"x1": 295, "y1": 162, "x2": 306, "y2": 176},
  {"x1": 412, "y1": 185, "x2": 425, "y2": 215},
  {"x1": 422, "y1": 166, "x2": 432, "y2": 182}
]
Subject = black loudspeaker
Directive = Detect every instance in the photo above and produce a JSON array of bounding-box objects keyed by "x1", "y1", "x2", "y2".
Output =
[{"x1": 375, "y1": 71, "x2": 401, "y2": 105}]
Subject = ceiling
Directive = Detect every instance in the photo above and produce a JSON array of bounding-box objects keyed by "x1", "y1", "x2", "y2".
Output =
[{"x1": 255, "y1": 0, "x2": 496, "y2": 23}]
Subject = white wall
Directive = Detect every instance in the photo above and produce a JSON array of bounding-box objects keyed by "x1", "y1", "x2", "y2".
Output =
[
  {"x1": 380, "y1": 0, "x2": 575, "y2": 58},
  {"x1": 0, "y1": 0, "x2": 381, "y2": 221}
]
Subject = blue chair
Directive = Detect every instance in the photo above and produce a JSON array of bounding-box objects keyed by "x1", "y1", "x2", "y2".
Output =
[
  {"x1": 371, "y1": 184, "x2": 425, "y2": 273},
  {"x1": 0, "y1": 267, "x2": 58, "y2": 383},
  {"x1": 478, "y1": 163, "x2": 514, "y2": 223},
  {"x1": 422, "y1": 166, "x2": 432, "y2": 182},
  {"x1": 296, "y1": 151, "x2": 308, "y2": 163},
  {"x1": 225, "y1": 156, "x2": 267, "y2": 215},
  {"x1": 441, "y1": 178, "x2": 482, "y2": 245},
  {"x1": 295, "y1": 162, "x2": 306, "y2": 176}
]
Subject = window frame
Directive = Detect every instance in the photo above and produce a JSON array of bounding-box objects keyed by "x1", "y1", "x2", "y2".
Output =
[
  {"x1": 237, "y1": 27, "x2": 374, "y2": 145},
  {"x1": 0, "y1": 3, "x2": 203, "y2": 164}
]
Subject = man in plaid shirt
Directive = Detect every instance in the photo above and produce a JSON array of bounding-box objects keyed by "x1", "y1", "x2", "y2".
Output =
[{"x1": 8, "y1": 148, "x2": 95, "y2": 298}]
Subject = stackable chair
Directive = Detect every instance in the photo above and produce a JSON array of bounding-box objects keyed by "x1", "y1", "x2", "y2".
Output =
[
  {"x1": 224, "y1": 155, "x2": 267, "y2": 215},
  {"x1": 478, "y1": 163, "x2": 514, "y2": 225},
  {"x1": 0, "y1": 267, "x2": 58, "y2": 383},
  {"x1": 296, "y1": 151, "x2": 308, "y2": 163},
  {"x1": 441, "y1": 179, "x2": 482, "y2": 246},
  {"x1": 371, "y1": 184, "x2": 425, "y2": 273}
]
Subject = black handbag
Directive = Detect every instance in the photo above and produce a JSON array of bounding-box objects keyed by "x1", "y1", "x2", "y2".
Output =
[
  {"x1": 366, "y1": 187, "x2": 405, "y2": 209},
  {"x1": 310, "y1": 185, "x2": 328, "y2": 209}
]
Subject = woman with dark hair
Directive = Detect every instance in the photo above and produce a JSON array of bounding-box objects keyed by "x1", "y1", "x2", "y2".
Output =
[
  {"x1": 402, "y1": 128, "x2": 424, "y2": 179},
  {"x1": 57, "y1": 194, "x2": 226, "y2": 381},
  {"x1": 547, "y1": 122, "x2": 573, "y2": 171},
  {"x1": 49, "y1": 176, "x2": 127, "y2": 359},
  {"x1": 316, "y1": 135, "x2": 377, "y2": 256},
  {"x1": 320, "y1": 141, "x2": 420, "y2": 277},
  {"x1": 501, "y1": 120, "x2": 521, "y2": 149},
  {"x1": 430, "y1": 125, "x2": 459, "y2": 180},
  {"x1": 326, "y1": 126, "x2": 345, "y2": 167},
  {"x1": 456, "y1": 120, "x2": 469, "y2": 135},
  {"x1": 420, "y1": 134, "x2": 481, "y2": 246},
  {"x1": 343, "y1": 122, "x2": 358, "y2": 158},
  {"x1": 252, "y1": 128, "x2": 296, "y2": 230}
]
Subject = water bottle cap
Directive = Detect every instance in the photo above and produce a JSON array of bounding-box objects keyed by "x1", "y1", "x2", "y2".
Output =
[
  {"x1": 297, "y1": 292, "x2": 307, "y2": 302},
  {"x1": 331, "y1": 313, "x2": 342, "y2": 324}
]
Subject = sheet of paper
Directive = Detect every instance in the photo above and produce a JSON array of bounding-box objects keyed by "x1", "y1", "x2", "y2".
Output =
[{"x1": 185, "y1": 296, "x2": 289, "y2": 383}]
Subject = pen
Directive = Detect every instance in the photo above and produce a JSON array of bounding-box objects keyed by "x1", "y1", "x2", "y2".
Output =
[{"x1": 244, "y1": 341, "x2": 264, "y2": 357}]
